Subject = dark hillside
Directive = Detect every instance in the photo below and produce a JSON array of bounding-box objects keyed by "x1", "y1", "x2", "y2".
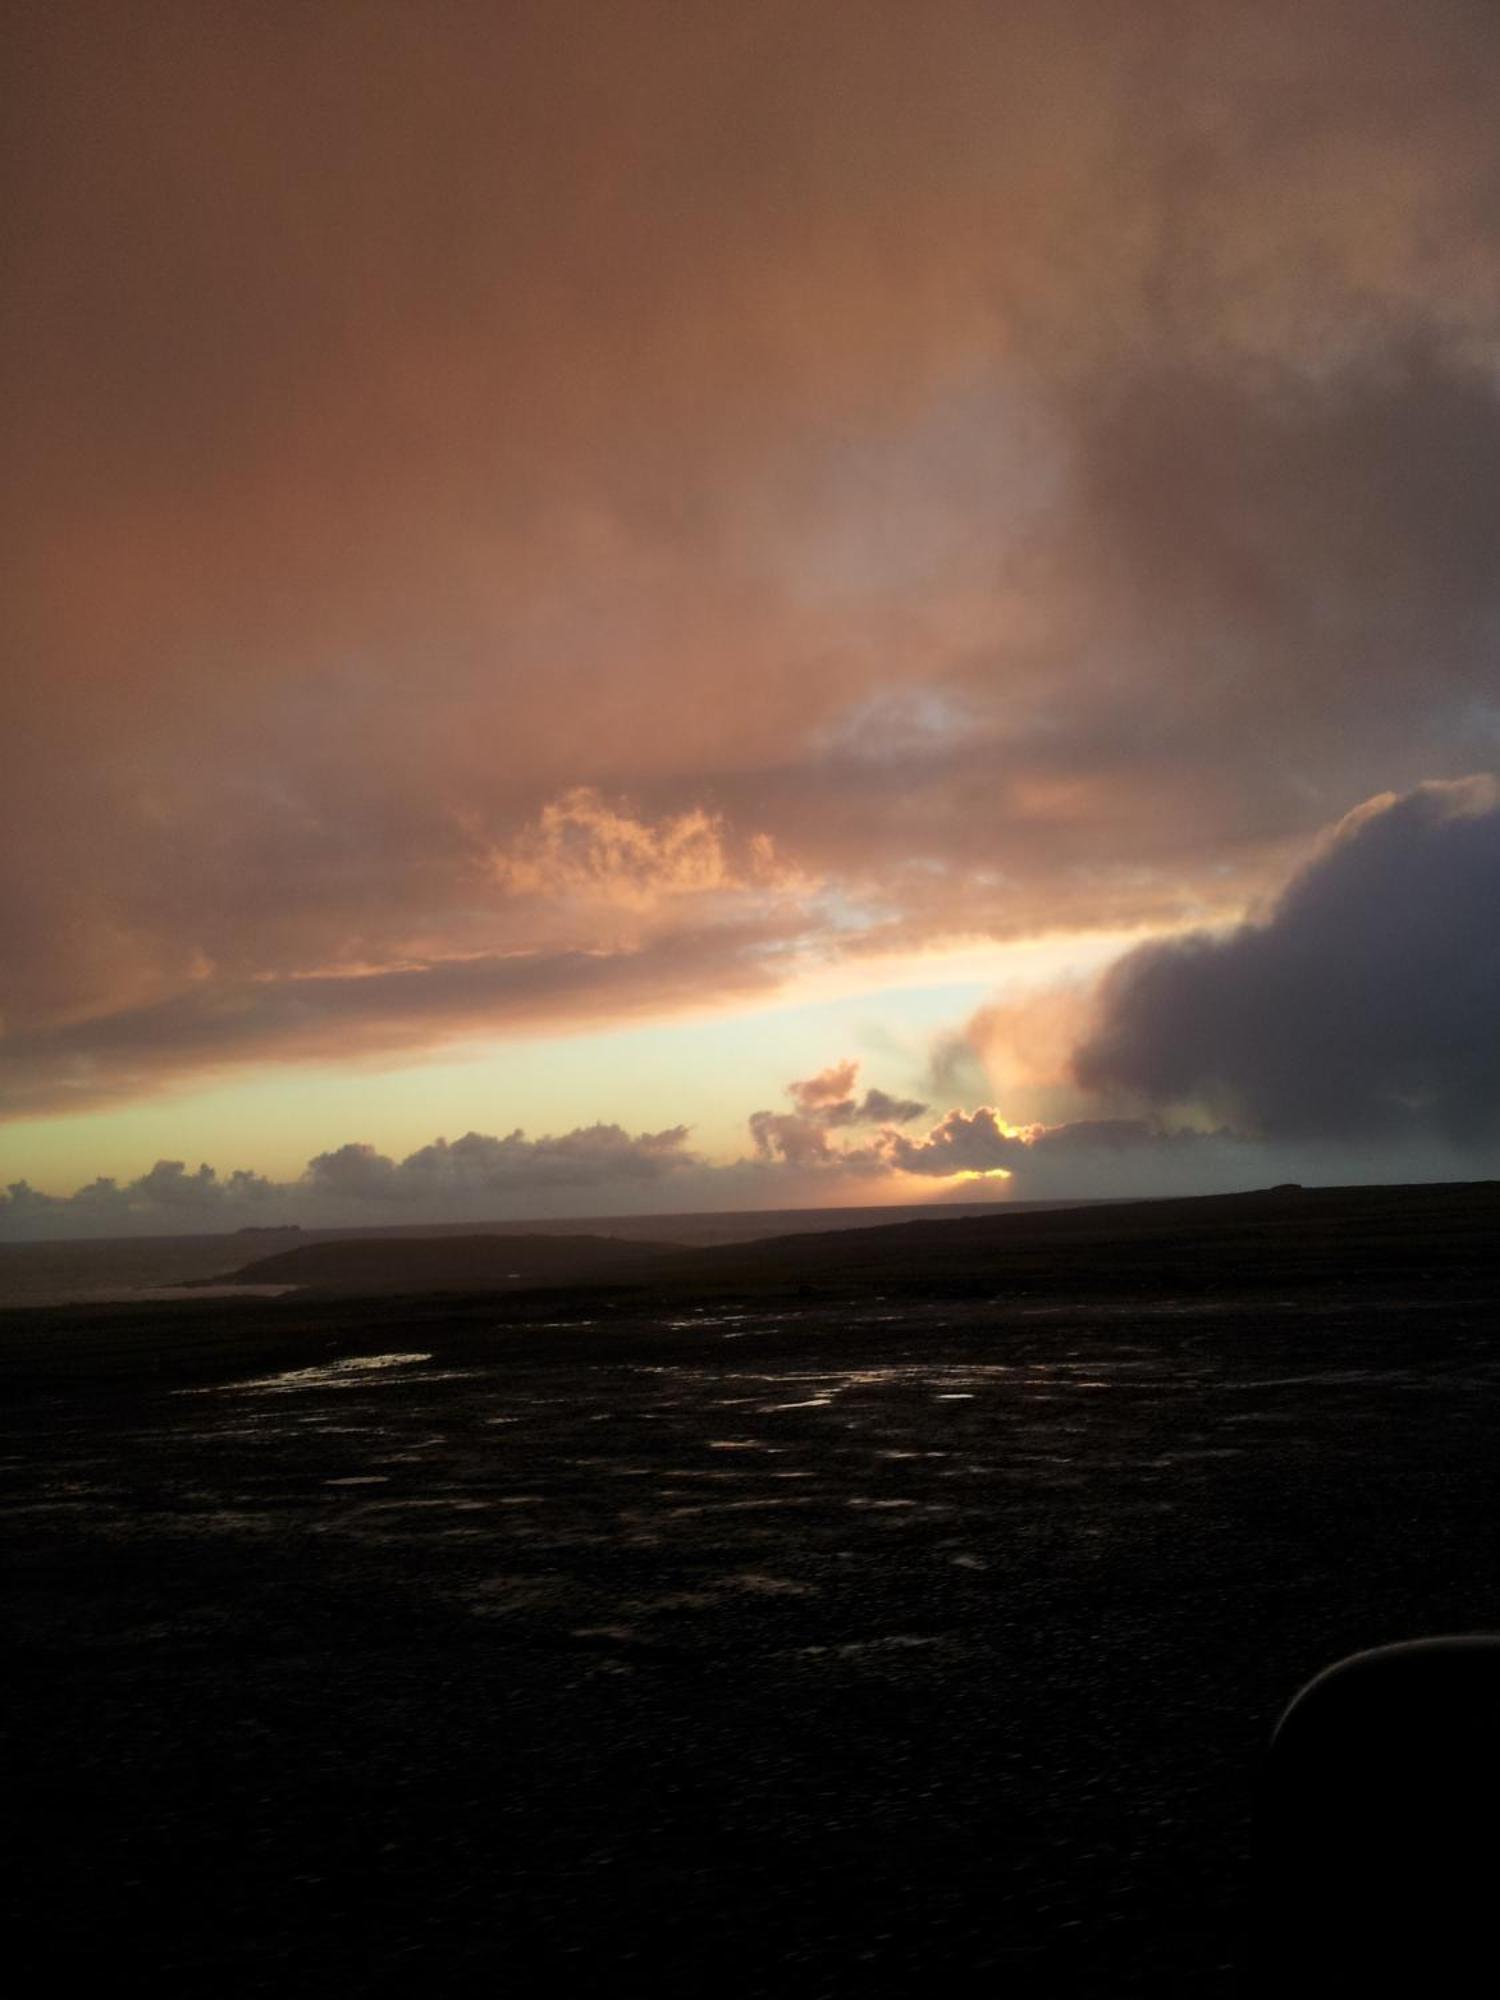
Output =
[
  {"x1": 219, "y1": 1180, "x2": 1500, "y2": 1307},
  {"x1": 669, "y1": 1180, "x2": 1500, "y2": 1300}
]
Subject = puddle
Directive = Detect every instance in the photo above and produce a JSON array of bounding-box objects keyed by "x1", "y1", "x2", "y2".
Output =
[
  {"x1": 663, "y1": 1314, "x2": 760, "y2": 1330},
  {"x1": 184, "y1": 1353, "x2": 434, "y2": 1396},
  {"x1": 469, "y1": 1574, "x2": 572, "y2": 1612},
  {"x1": 720, "y1": 1572, "x2": 817, "y2": 1596},
  {"x1": 801, "y1": 1634, "x2": 943, "y2": 1658},
  {"x1": 176, "y1": 1510, "x2": 285, "y2": 1535},
  {"x1": 1223, "y1": 1370, "x2": 1407, "y2": 1392}
]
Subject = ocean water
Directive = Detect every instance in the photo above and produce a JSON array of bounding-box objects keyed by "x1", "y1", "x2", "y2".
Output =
[{"x1": 0, "y1": 1232, "x2": 260, "y2": 1307}]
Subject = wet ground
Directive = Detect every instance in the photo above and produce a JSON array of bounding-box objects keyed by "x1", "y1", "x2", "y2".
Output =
[{"x1": 3, "y1": 1291, "x2": 1497, "y2": 1994}]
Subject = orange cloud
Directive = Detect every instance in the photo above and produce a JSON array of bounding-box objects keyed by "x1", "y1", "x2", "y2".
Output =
[
  {"x1": 7, "y1": 5, "x2": 1500, "y2": 1118},
  {"x1": 491, "y1": 788, "x2": 793, "y2": 911}
]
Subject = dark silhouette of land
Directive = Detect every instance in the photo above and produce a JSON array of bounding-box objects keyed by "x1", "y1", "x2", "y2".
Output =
[
  {"x1": 216, "y1": 1178, "x2": 1500, "y2": 1305},
  {"x1": 0, "y1": 1195, "x2": 1100, "y2": 1312},
  {"x1": 3, "y1": 1180, "x2": 1496, "y2": 1995}
]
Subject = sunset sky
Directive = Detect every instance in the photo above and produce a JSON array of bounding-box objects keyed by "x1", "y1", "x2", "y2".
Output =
[{"x1": 5, "y1": 1, "x2": 1500, "y2": 1236}]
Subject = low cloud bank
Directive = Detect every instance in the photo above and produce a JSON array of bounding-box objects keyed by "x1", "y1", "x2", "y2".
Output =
[
  {"x1": 305, "y1": 1124, "x2": 696, "y2": 1203},
  {"x1": 3, "y1": 1122, "x2": 703, "y2": 1239},
  {"x1": 746, "y1": 1070, "x2": 1304, "y2": 1200},
  {"x1": 11, "y1": 1064, "x2": 1224, "y2": 1239}
]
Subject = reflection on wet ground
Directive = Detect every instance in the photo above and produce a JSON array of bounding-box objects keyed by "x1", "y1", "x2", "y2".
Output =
[
  {"x1": 181, "y1": 1351, "x2": 436, "y2": 1394},
  {"x1": 4, "y1": 1295, "x2": 1498, "y2": 1995}
]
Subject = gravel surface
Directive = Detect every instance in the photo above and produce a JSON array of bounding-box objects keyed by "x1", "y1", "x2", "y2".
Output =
[{"x1": 4, "y1": 1291, "x2": 1497, "y2": 1995}]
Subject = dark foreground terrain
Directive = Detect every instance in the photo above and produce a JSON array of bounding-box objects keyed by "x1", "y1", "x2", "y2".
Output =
[{"x1": 3, "y1": 1184, "x2": 1497, "y2": 1995}]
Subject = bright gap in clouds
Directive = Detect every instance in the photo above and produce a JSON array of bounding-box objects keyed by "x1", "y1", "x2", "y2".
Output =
[{"x1": 0, "y1": 929, "x2": 1139, "y2": 1198}]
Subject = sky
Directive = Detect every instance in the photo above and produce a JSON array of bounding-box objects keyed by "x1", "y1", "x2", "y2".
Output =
[{"x1": 5, "y1": 1, "x2": 1500, "y2": 1238}]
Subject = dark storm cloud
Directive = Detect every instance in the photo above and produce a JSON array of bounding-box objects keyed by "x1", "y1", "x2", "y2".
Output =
[
  {"x1": 7, "y1": 2, "x2": 1500, "y2": 1110},
  {"x1": 1074, "y1": 779, "x2": 1500, "y2": 1142}
]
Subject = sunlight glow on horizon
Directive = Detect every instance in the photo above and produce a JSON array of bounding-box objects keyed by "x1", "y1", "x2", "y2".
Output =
[{"x1": 0, "y1": 926, "x2": 1156, "y2": 1196}]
